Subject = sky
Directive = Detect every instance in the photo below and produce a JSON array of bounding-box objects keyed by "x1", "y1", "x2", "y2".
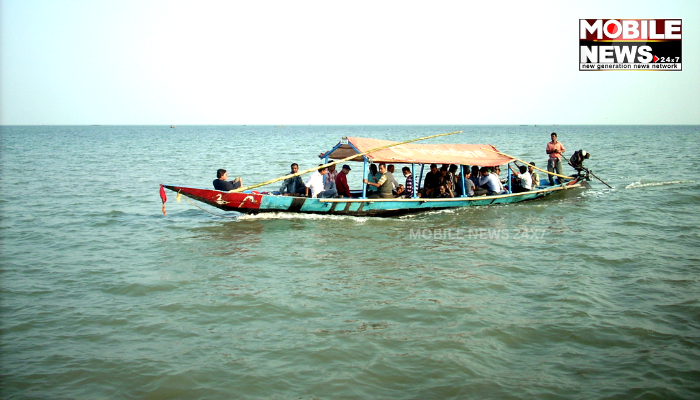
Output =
[{"x1": 1, "y1": 0, "x2": 698, "y2": 125}]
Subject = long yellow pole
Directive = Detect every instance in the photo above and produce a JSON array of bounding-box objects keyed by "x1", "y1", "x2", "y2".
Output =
[
  {"x1": 232, "y1": 130, "x2": 463, "y2": 193},
  {"x1": 480, "y1": 147, "x2": 574, "y2": 180}
]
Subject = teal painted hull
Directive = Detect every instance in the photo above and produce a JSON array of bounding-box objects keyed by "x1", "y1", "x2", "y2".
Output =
[{"x1": 163, "y1": 178, "x2": 586, "y2": 217}]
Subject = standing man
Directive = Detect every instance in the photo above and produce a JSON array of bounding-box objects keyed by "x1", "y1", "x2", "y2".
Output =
[
  {"x1": 546, "y1": 132, "x2": 566, "y2": 185},
  {"x1": 335, "y1": 164, "x2": 352, "y2": 198}
]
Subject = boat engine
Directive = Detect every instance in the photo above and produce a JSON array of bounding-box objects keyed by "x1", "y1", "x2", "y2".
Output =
[{"x1": 568, "y1": 149, "x2": 592, "y2": 180}]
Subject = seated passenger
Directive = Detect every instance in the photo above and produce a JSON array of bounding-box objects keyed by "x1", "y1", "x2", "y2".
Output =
[
  {"x1": 386, "y1": 164, "x2": 401, "y2": 192},
  {"x1": 477, "y1": 167, "x2": 507, "y2": 196},
  {"x1": 402, "y1": 166, "x2": 414, "y2": 198},
  {"x1": 422, "y1": 164, "x2": 440, "y2": 198},
  {"x1": 437, "y1": 165, "x2": 453, "y2": 194},
  {"x1": 363, "y1": 163, "x2": 393, "y2": 199},
  {"x1": 435, "y1": 184, "x2": 454, "y2": 198},
  {"x1": 394, "y1": 184, "x2": 405, "y2": 197},
  {"x1": 508, "y1": 164, "x2": 532, "y2": 192},
  {"x1": 470, "y1": 165, "x2": 481, "y2": 187},
  {"x1": 213, "y1": 169, "x2": 243, "y2": 191},
  {"x1": 366, "y1": 164, "x2": 379, "y2": 196},
  {"x1": 456, "y1": 169, "x2": 475, "y2": 197},
  {"x1": 279, "y1": 163, "x2": 304, "y2": 196},
  {"x1": 325, "y1": 164, "x2": 338, "y2": 191},
  {"x1": 529, "y1": 162, "x2": 540, "y2": 187},
  {"x1": 305, "y1": 166, "x2": 338, "y2": 198},
  {"x1": 335, "y1": 164, "x2": 352, "y2": 198}
]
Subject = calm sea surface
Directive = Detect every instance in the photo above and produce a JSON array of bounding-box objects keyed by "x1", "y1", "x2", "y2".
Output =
[{"x1": 1, "y1": 125, "x2": 699, "y2": 399}]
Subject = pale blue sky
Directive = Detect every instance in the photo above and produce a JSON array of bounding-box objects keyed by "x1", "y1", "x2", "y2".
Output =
[{"x1": 1, "y1": 0, "x2": 698, "y2": 125}]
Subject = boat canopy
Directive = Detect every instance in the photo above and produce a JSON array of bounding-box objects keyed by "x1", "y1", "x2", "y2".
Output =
[{"x1": 325, "y1": 137, "x2": 514, "y2": 167}]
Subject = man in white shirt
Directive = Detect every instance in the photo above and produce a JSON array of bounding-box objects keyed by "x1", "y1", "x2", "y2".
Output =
[
  {"x1": 509, "y1": 164, "x2": 532, "y2": 192},
  {"x1": 305, "y1": 166, "x2": 338, "y2": 198}
]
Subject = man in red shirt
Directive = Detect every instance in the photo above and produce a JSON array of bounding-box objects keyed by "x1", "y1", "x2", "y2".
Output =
[
  {"x1": 546, "y1": 132, "x2": 566, "y2": 185},
  {"x1": 335, "y1": 164, "x2": 352, "y2": 198}
]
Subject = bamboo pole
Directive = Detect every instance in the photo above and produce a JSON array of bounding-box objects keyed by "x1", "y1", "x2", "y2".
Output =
[
  {"x1": 231, "y1": 130, "x2": 464, "y2": 193},
  {"x1": 479, "y1": 147, "x2": 574, "y2": 180}
]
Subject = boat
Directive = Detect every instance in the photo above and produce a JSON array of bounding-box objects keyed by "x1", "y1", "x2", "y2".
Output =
[{"x1": 161, "y1": 136, "x2": 588, "y2": 217}]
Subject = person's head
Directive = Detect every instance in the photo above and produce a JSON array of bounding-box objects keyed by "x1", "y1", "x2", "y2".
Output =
[
  {"x1": 480, "y1": 167, "x2": 490, "y2": 176},
  {"x1": 494, "y1": 166, "x2": 500, "y2": 174},
  {"x1": 464, "y1": 170, "x2": 471, "y2": 178},
  {"x1": 438, "y1": 184, "x2": 446, "y2": 194},
  {"x1": 369, "y1": 164, "x2": 378, "y2": 174},
  {"x1": 342, "y1": 164, "x2": 351, "y2": 174},
  {"x1": 430, "y1": 164, "x2": 438, "y2": 173},
  {"x1": 440, "y1": 165, "x2": 448, "y2": 174},
  {"x1": 471, "y1": 166, "x2": 479, "y2": 174},
  {"x1": 328, "y1": 164, "x2": 336, "y2": 172},
  {"x1": 290, "y1": 163, "x2": 299, "y2": 174},
  {"x1": 378, "y1": 163, "x2": 387, "y2": 173},
  {"x1": 519, "y1": 165, "x2": 528, "y2": 174},
  {"x1": 398, "y1": 184, "x2": 404, "y2": 190},
  {"x1": 387, "y1": 164, "x2": 395, "y2": 173},
  {"x1": 402, "y1": 166, "x2": 411, "y2": 176},
  {"x1": 449, "y1": 164, "x2": 458, "y2": 173},
  {"x1": 528, "y1": 161, "x2": 536, "y2": 172},
  {"x1": 217, "y1": 169, "x2": 227, "y2": 179},
  {"x1": 551, "y1": 132, "x2": 558, "y2": 142},
  {"x1": 318, "y1": 164, "x2": 327, "y2": 175}
]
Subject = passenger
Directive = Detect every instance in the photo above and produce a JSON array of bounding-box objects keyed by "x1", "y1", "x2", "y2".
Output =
[
  {"x1": 455, "y1": 168, "x2": 475, "y2": 197},
  {"x1": 402, "y1": 166, "x2": 414, "y2": 198},
  {"x1": 386, "y1": 164, "x2": 401, "y2": 193},
  {"x1": 470, "y1": 166, "x2": 480, "y2": 187},
  {"x1": 213, "y1": 169, "x2": 243, "y2": 191},
  {"x1": 335, "y1": 164, "x2": 352, "y2": 198},
  {"x1": 279, "y1": 163, "x2": 304, "y2": 196},
  {"x1": 449, "y1": 164, "x2": 459, "y2": 190},
  {"x1": 422, "y1": 164, "x2": 440, "y2": 198},
  {"x1": 491, "y1": 166, "x2": 506, "y2": 193},
  {"x1": 366, "y1": 164, "x2": 379, "y2": 196},
  {"x1": 305, "y1": 166, "x2": 338, "y2": 198},
  {"x1": 546, "y1": 132, "x2": 566, "y2": 185},
  {"x1": 363, "y1": 163, "x2": 393, "y2": 199},
  {"x1": 529, "y1": 161, "x2": 540, "y2": 188},
  {"x1": 435, "y1": 183, "x2": 454, "y2": 198},
  {"x1": 394, "y1": 184, "x2": 405, "y2": 197},
  {"x1": 508, "y1": 164, "x2": 532, "y2": 193},
  {"x1": 325, "y1": 163, "x2": 338, "y2": 191},
  {"x1": 438, "y1": 165, "x2": 453, "y2": 193},
  {"x1": 477, "y1": 167, "x2": 507, "y2": 196}
]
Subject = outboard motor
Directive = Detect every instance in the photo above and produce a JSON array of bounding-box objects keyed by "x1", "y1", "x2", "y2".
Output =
[{"x1": 568, "y1": 149, "x2": 591, "y2": 180}]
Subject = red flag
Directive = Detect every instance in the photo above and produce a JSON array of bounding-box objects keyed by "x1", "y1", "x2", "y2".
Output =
[{"x1": 160, "y1": 185, "x2": 167, "y2": 215}]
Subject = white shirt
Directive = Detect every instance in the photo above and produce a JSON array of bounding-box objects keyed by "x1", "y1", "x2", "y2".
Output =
[
  {"x1": 305, "y1": 171, "x2": 325, "y2": 198},
  {"x1": 518, "y1": 171, "x2": 532, "y2": 190}
]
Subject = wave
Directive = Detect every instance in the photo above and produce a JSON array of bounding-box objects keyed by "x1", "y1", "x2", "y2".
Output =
[
  {"x1": 625, "y1": 180, "x2": 694, "y2": 190},
  {"x1": 237, "y1": 212, "x2": 369, "y2": 222}
]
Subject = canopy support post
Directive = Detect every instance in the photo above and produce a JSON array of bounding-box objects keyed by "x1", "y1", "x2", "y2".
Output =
[
  {"x1": 460, "y1": 165, "x2": 467, "y2": 197},
  {"x1": 507, "y1": 163, "x2": 512, "y2": 194},
  {"x1": 361, "y1": 157, "x2": 368, "y2": 198},
  {"x1": 418, "y1": 164, "x2": 425, "y2": 194}
]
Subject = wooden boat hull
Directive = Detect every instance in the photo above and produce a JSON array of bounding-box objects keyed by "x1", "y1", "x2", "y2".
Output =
[{"x1": 162, "y1": 178, "x2": 585, "y2": 217}]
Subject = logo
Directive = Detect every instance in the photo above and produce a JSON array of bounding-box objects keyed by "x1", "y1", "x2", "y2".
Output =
[{"x1": 579, "y1": 19, "x2": 682, "y2": 71}]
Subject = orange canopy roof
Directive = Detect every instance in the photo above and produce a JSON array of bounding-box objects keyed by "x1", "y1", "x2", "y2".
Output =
[{"x1": 325, "y1": 137, "x2": 514, "y2": 167}]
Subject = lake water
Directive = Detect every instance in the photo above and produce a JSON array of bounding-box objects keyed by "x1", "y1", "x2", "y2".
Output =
[{"x1": 1, "y1": 125, "x2": 699, "y2": 399}]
